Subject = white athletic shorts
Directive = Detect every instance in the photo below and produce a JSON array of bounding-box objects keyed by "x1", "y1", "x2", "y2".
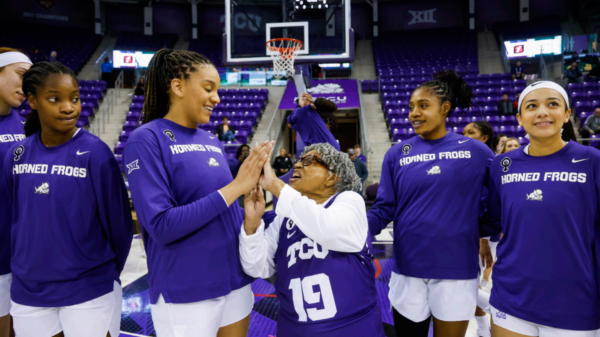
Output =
[
  {"x1": 0, "y1": 273, "x2": 11, "y2": 317},
  {"x1": 388, "y1": 272, "x2": 478, "y2": 322},
  {"x1": 491, "y1": 306, "x2": 600, "y2": 337},
  {"x1": 11, "y1": 280, "x2": 122, "y2": 337},
  {"x1": 152, "y1": 283, "x2": 254, "y2": 337}
]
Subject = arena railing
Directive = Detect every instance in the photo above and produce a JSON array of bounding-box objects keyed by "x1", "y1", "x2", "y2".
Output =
[
  {"x1": 90, "y1": 89, "x2": 115, "y2": 136},
  {"x1": 262, "y1": 81, "x2": 290, "y2": 161},
  {"x1": 357, "y1": 79, "x2": 372, "y2": 193},
  {"x1": 115, "y1": 71, "x2": 124, "y2": 98}
]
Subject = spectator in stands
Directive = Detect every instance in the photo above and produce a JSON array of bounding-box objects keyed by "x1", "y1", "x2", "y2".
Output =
[
  {"x1": 354, "y1": 144, "x2": 367, "y2": 163},
  {"x1": 563, "y1": 61, "x2": 583, "y2": 87},
  {"x1": 216, "y1": 116, "x2": 235, "y2": 141},
  {"x1": 30, "y1": 47, "x2": 44, "y2": 63},
  {"x1": 512, "y1": 61, "x2": 524, "y2": 80},
  {"x1": 48, "y1": 51, "x2": 57, "y2": 63},
  {"x1": 587, "y1": 65, "x2": 600, "y2": 82},
  {"x1": 581, "y1": 107, "x2": 600, "y2": 146},
  {"x1": 228, "y1": 144, "x2": 250, "y2": 178},
  {"x1": 513, "y1": 92, "x2": 520, "y2": 111},
  {"x1": 348, "y1": 148, "x2": 368, "y2": 194},
  {"x1": 492, "y1": 133, "x2": 507, "y2": 155},
  {"x1": 498, "y1": 137, "x2": 521, "y2": 154},
  {"x1": 101, "y1": 57, "x2": 114, "y2": 87},
  {"x1": 273, "y1": 148, "x2": 293, "y2": 177},
  {"x1": 497, "y1": 93, "x2": 514, "y2": 115},
  {"x1": 133, "y1": 78, "x2": 145, "y2": 96}
]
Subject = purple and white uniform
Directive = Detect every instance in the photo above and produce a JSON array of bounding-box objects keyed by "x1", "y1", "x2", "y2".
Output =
[
  {"x1": 483, "y1": 142, "x2": 600, "y2": 333},
  {"x1": 240, "y1": 185, "x2": 384, "y2": 337},
  {"x1": 0, "y1": 110, "x2": 25, "y2": 316}
]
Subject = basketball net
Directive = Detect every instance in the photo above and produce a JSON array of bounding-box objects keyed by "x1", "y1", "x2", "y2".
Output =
[{"x1": 266, "y1": 38, "x2": 302, "y2": 79}]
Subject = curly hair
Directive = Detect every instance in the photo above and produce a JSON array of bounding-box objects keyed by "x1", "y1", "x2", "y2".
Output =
[
  {"x1": 301, "y1": 143, "x2": 361, "y2": 193},
  {"x1": 142, "y1": 49, "x2": 214, "y2": 124}
]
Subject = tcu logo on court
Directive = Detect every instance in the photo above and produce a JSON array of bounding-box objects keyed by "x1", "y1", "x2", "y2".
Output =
[
  {"x1": 501, "y1": 157, "x2": 512, "y2": 172},
  {"x1": 407, "y1": 8, "x2": 437, "y2": 25}
]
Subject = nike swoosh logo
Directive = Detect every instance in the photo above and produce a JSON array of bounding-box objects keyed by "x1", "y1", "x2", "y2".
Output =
[
  {"x1": 458, "y1": 140, "x2": 469, "y2": 144},
  {"x1": 21, "y1": 121, "x2": 25, "y2": 124},
  {"x1": 287, "y1": 231, "x2": 296, "y2": 239},
  {"x1": 572, "y1": 158, "x2": 589, "y2": 163},
  {"x1": 209, "y1": 136, "x2": 215, "y2": 139},
  {"x1": 76, "y1": 151, "x2": 90, "y2": 155}
]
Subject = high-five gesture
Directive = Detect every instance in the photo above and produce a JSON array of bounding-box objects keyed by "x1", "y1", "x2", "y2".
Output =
[{"x1": 243, "y1": 185, "x2": 265, "y2": 235}]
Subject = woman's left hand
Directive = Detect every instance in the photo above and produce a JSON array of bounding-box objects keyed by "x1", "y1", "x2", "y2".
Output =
[
  {"x1": 259, "y1": 148, "x2": 285, "y2": 198},
  {"x1": 243, "y1": 185, "x2": 265, "y2": 235},
  {"x1": 479, "y1": 238, "x2": 493, "y2": 269}
]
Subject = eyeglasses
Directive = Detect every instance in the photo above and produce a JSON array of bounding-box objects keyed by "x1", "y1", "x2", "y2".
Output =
[{"x1": 295, "y1": 154, "x2": 333, "y2": 171}]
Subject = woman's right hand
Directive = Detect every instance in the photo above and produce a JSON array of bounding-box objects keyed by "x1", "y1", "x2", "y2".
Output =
[
  {"x1": 220, "y1": 141, "x2": 273, "y2": 205},
  {"x1": 298, "y1": 93, "x2": 316, "y2": 109},
  {"x1": 243, "y1": 185, "x2": 264, "y2": 235}
]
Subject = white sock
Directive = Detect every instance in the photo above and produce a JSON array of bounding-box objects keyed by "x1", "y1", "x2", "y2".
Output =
[
  {"x1": 476, "y1": 315, "x2": 491, "y2": 336},
  {"x1": 477, "y1": 289, "x2": 491, "y2": 313}
]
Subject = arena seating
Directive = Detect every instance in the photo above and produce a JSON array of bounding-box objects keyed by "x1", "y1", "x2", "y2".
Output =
[
  {"x1": 10, "y1": 80, "x2": 107, "y2": 129},
  {"x1": 0, "y1": 22, "x2": 102, "y2": 74},
  {"x1": 113, "y1": 88, "x2": 268, "y2": 171},
  {"x1": 568, "y1": 81, "x2": 600, "y2": 127},
  {"x1": 114, "y1": 32, "x2": 177, "y2": 51}
]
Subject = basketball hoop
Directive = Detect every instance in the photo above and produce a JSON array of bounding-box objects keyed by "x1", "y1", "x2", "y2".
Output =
[{"x1": 266, "y1": 38, "x2": 303, "y2": 79}]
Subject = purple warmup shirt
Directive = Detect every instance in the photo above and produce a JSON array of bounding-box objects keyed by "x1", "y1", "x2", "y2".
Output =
[
  {"x1": 124, "y1": 118, "x2": 253, "y2": 304},
  {"x1": 3, "y1": 129, "x2": 132, "y2": 307},
  {"x1": 368, "y1": 132, "x2": 495, "y2": 279},
  {"x1": 484, "y1": 142, "x2": 600, "y2": 330},
  {"x1": 0, "y1": 111, "x2": 25, "y2": 276},
  {"x1": 274, "y1": 195, "x2": 385, "y2": 337},
  {"x1": 288, "y1": 105, "x2": 340, "y2": 151}
]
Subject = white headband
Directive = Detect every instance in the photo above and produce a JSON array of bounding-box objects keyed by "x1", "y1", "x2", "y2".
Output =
[
  {"x1": 0, "y1": 52, "x2": 32, "y2": 69},
  {"x1": 517, "y1": 81, "x2": 570, "y2": 112}
]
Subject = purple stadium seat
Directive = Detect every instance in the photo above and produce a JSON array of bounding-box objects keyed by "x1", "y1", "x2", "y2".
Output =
[
  {"x1": 133, "y1": 96, "x2": 144, "y2": 103},
  {"x1": 483, "y1": 105, "x2": 499, "y2": 115},
  {"x1": 592, "y1": 100, "x2": 600, "y2": 109},
  {"x1": 501, "y1": 115, "x2": 517, "y2": 125},
  {"x1": 579, "y1": 112, "x2": 591, "y2": 127},
  {"x1": 568, "y1": 83, "x2": 583, "y2": 91},
  {"x1": 239, "y1": 121, "x2": 252, "y2": 133},
  {"x1": 119, "y1": 131, "x2": 132, "y2": 142},
  {"x1": 390, "y1": 118, "x2": 402, "y2": 129},
  {"x1": 114, "y1": 142, "x2": 125, "y2": 155},
  {"x1": 515, "y1": 126, "x2": 526, "y2": 137},
  {"x1": 234, "y1": 130, "x2": 249, "y2": 143},
  {"x1": 230, "y1": 111, "x2": 243, "y2": 122},
  {"x1": 583, "y1": 82, "x2": 598, "y2": 91},
  {"x1": 588, "y1": 92, "x2": 600, "y2": 101},
  {"x1": 486, "y1": 116, "x2": 500, "y2": 125},
  {"x1": 127, "y1": 111, "x2": 141, "y2": 122},
  {"x1": 387, "y1": 109, "x2": 401, "y2": 120},
  {"x1": 518, "y1": 136, "x2": 530, "y2": 145},
  {"x1": 217, "y1": 111, "x2": 232, "y2": 120},
  {"x1": 575, "y1": 101, "x2": 592, "y2": 111},
  {"x1": 571, "y1": 92, "x2": 585, "y2": 101}
]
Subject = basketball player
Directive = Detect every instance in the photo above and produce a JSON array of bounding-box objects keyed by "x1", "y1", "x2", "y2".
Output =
[
  {"x1": 240, "y1": 142, "x2": 385, "y2": 337},
  {"x1": 124, "y1": 49, "x2": 272, "y2": 337},
  {"x1": 0, "y1": 48, "x2": 31, "y2": 337},
  {"x1": 4, "y1": 62, "x2": 132, "y2": 337},
  {"x1": 483, "y1": 81, "x2": 600, "y2": 336},
  {"x1": 368, "y1": 70, "x2": 495, "y2": 337},
  {"x1": 463, "y1": 121, "x2": 497, "y2": 337}
]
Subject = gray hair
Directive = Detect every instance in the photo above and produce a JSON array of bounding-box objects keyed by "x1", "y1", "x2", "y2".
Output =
[{"x1": 301, "y1": 143, "x2": 361, "y2": 193}]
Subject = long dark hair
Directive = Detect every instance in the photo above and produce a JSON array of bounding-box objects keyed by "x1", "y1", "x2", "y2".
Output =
[
  {"x1": 314, "y1": 97, "x2": 338, "y2": 133},
  {"x1": 142, "y1": 49, "x2": 214, "y2": 124},
  {"x1": 416, "y1": 69, "x2": 475, "y2": 118},
  {"x1": 561, "y1": 111, "x2": 577, "y2": 142},
  {"x1": 22, "y1": 62, "x2": 77, "y2": 137},
  {"x1": 471, "y1": 121, "x2": 494, "y2": 150}
]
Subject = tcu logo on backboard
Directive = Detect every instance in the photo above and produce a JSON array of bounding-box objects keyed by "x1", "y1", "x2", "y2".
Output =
[
  {"x1": 220, "y1": 14, "x2": 262, "y2": 33},
  {"x1": 408, "y1": 8, "x2": 437, "y2": 25},
  {"x1": 124, "y1": 56, "x2": 133, "y2": 64}
]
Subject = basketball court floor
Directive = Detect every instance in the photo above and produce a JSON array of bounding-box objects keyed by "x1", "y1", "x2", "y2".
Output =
[{"x1": 117, "y1": 228, "x2": 489, "y2": 337}]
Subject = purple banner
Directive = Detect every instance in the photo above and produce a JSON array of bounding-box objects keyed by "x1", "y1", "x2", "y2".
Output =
[{"x1": 279, "y1": 79, "x2": 360, "y2": 110}]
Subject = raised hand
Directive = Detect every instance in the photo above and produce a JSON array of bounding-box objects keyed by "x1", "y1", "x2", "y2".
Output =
[
  {"x1": 243, "y1": 185, "x2": 265, "y2": 235},
  {"x1": 220, "y1": 141, "x2": 273, "y2": 205},
  {"x1": 297, "y1": 93, "x2": 316, "y2": 109},
  {"x1": 259, "y1": 147, "x2": 286, "y2": 198}
]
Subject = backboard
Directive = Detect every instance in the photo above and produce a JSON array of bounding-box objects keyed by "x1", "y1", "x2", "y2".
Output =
[{"x1": 223, "y1": 0, "x2": 354, "y2": 66}]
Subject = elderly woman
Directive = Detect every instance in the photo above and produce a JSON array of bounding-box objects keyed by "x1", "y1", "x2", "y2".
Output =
[{"x1": 239, "y1": 143, "x2": 385, "y2": 337}]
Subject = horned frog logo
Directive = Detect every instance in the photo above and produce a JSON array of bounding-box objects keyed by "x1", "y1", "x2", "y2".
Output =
[
  {"x1": 307, "y1": 83, "x2": 344, "y2": 94},
  {"x1": 208, "y1": 158, "x2": 220, "y2": 167},
  {"x1": 427, "y1": 165, "x2": 441, "y2": 175},
  {"x1": 526, "y1": 189, "x2": 543, "y2": 201},
  {"x1": 35, "y1": 182, "x2": 50, "y2": 195}
]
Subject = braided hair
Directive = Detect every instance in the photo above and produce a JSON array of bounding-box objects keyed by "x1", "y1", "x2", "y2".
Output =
[
  {"x1": 471, "y1": 121, "x2": 494, "y2": 150},
  {"x1": 142, "y1": 49, "x2": 214, "y2": 124},
  {"x1": 416, "y1": 69, "x2": 475, "y2": 117},
  {"x1": 22, "y1": 61, "x2": 77, "y2": 137}
]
